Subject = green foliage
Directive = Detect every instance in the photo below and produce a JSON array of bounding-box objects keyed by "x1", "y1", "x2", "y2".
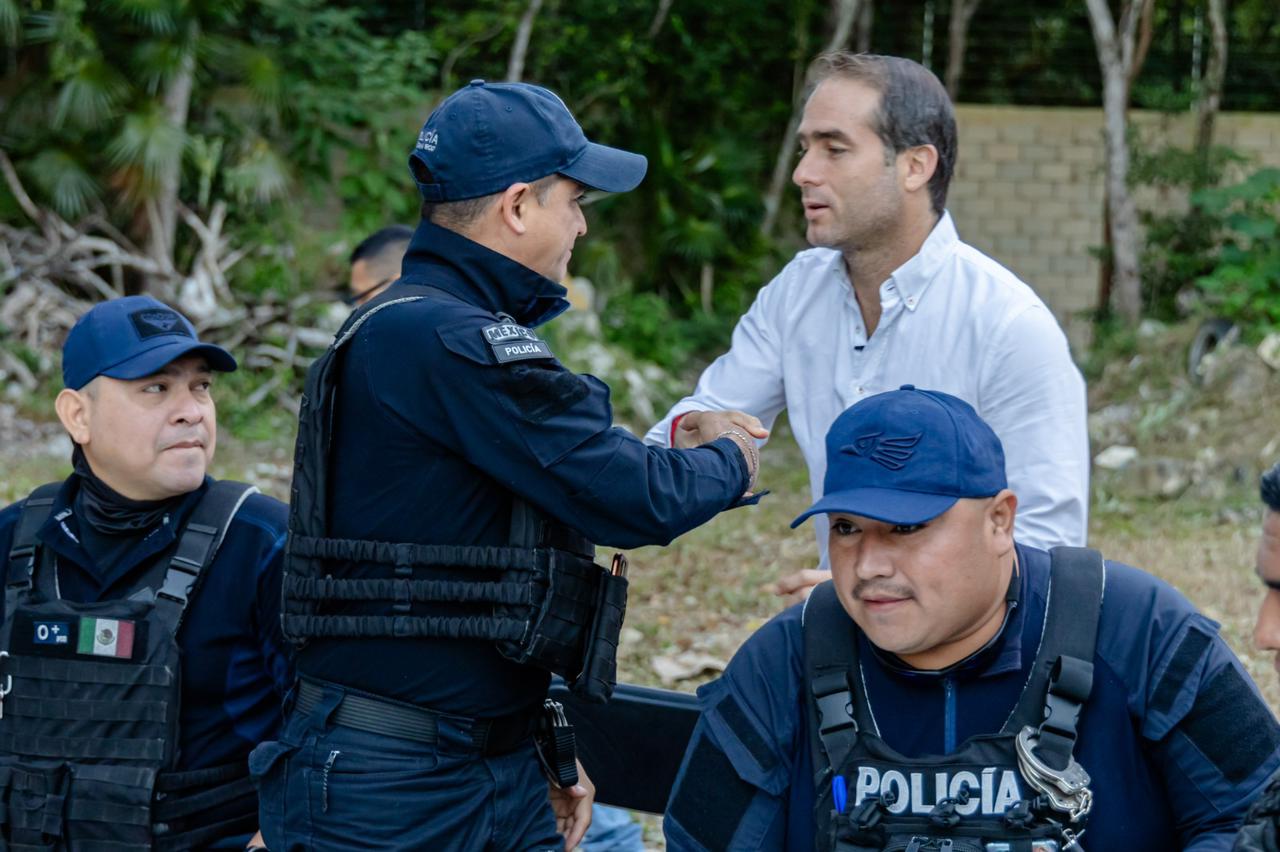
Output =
[
  {"x1": 1130, "y1": 140, "x2": 1247, "y2": 321},
  {"x1": 1192, "y1": 168, "x2": 1280, "y2": 337},
  {"x1": 601, "y1": 291, "x2": 733, "y2": 371}
]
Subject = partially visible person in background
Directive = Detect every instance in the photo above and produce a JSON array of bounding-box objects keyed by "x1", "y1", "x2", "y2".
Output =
[
  {"x1": 346, "y1": 224, "x2": 413, "y2": 306},
  {"x1": 1234, "y1": 462, "x2": 1280, "y2": 850}
]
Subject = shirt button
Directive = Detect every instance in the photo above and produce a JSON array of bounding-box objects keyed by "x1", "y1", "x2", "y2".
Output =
[{"x1": 907, "y1": 297, "x2": 916, "y2": 307}]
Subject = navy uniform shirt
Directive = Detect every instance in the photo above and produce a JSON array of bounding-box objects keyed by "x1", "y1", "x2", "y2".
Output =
[
  {"x1": 665, "y1": 544, "x2": 1280, "y2": 851},
  {"x1": 297, "y1": 220, "x2": 750, "y2": 717},
  {"x1": 0, "y1": 477, "x2": 292, "y2": 771}
]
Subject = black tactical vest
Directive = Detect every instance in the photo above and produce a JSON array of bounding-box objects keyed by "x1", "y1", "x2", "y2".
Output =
[
  {"x1": 281, "y1": 285, "x2": 627, "y2": 702},
  {"x1": 0, "y1": 480, "x2": 261, "y2": 850},
  {"x1": 805, "y1": 548, "x2": 1104, "y2": 852}
]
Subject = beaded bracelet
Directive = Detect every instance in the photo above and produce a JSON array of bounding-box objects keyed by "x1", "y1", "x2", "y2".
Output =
[{"x1": 716, "y1": 427, "x2": 759, "y2": 493}]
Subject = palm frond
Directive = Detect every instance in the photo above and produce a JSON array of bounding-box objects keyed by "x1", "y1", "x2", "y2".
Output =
[
  {"x1": 224, "y1": 139, "x2": 290, "y2": 205},
  {"x1": 240, "y1": 47, "x2": 284, "y2": 109},
  {"x1": 24, "y1": 149, "x2": 102, "y2": 218},
  {"x1": 106, "y1": 104, "x2": 185, "y2": 191},
  {"x1": 103, "y1": 0, "x2": 177, "y2": 35},
  {"x1": 52, "y1": 59, "x2": 129, "y2": 130},
  {"x1": 131, "y1": 39, "x2": 190, "y2": 95}
]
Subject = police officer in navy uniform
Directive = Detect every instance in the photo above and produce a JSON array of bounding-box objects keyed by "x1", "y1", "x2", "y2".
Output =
[
  {"x1": 252, "y1": 79, "x2": 762, "y2": 851},
  {"x1": 0, "y1": 296, "x2": 291, "y2": 849},
  {"x1": 1235, "y1": 461, "x2": 1280, "y2": 851},
  {"x1": 665, "y1": 386, "x2": 1280, "y2": 851}
]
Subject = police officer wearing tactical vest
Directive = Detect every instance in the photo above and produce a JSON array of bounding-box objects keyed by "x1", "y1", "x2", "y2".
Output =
[
  {"x1": 1234, "y1": 461, "x2": 1280, "y2": 851},
  {"x1": 253, "y1": 79, "x2": 762, "y2": 851},
  {"x1": 0, "y1": 296, "x2": 291, "y2": 849},
  {"x1": 665, "y1": 386, "x2": 1280, "y2": 851}
]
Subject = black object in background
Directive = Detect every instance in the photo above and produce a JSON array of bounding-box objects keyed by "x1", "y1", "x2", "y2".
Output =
[{"x1": 548, "y1": 678, "x2": 701, "y2": 814}]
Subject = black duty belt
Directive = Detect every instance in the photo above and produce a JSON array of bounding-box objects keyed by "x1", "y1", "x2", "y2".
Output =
[{"x1": 295, "y1": 678, "x2": 537, "y2": 756}]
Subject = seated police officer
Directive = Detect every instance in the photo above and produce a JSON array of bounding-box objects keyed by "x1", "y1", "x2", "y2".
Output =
[
  {"x1": 665, "y1": 386, "x2": 1280, "y2": 851},
  {"x1": 1235, "y1": 461, "x2": 1280, "y2": 850},
  {"x1": 253, "y1": 79, "x2": 761, "y2": 852},
  {"x1": 0, "y1": 296, "x2": 291, "y2": 849}
]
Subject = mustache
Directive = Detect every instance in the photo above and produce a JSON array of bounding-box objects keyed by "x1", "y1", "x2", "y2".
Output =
[
  {"x1": 160, "y1": 431, "x2": 208, "y2": 449},
  {"x1": 852, "y1": 580, "x2": 913, "y2": 601}
]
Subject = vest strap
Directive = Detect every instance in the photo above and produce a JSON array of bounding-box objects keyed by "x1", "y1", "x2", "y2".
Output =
[
  {"x1": 4, "y1": 483, "x2": 61, "y2": 599},
  {"x1": 1006, "y1": 547, "x2": 1105, "y2": 771},
  {"x1": 153, "y1": 481, "x2": 258, "y2": 635}
]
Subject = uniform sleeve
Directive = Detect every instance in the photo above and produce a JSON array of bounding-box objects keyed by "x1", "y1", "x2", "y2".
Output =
[
  {"x1": 665, "y1": 611, "x2": 804, "y2": 850},
  {"x1": 372, "y1": 314, "x2": 749, "y2": 550},
  {"x1": 1103, "y1": 566, "x2": 1280, "y2": 849},
  {"x1": 977, "y1": 303, "x2": 1089, "y2": 549},
  {"x1": 251, "y1": 524, "x2": 293, "y2": 698},
  {"x1": 645, "y1": 274, "x2": 789, "y2": 447}
]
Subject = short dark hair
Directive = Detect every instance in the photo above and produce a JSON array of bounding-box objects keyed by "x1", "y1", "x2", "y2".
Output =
[
  {"x1": 808, "y1": 52, "x2": 958, "y2": 215},
  {"x1": 1263, "y1": 462, "x2": 1280, "y2": 513},
  {"x1": 418, "y1": 174, "x2": 561, "y2": 232},
  {"x1": 349, "y1": 225, "x2": 414, "y2": 268}
]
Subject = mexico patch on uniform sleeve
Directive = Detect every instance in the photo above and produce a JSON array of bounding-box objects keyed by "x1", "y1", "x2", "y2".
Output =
[{"x1": 481, "y1": 320, "x2": 554, "y2": 363}]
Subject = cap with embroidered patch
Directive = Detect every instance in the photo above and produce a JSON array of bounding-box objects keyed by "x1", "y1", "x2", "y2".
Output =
[
  {"x1": 791, "y1": 385, "x2": 1007, "y2": 528},
  {"x1": 61, "y1": 296, "x2": 237, "y2": 390},
  {"x1": 408, "y1": 79, "x2": 648, "y2": 202}
]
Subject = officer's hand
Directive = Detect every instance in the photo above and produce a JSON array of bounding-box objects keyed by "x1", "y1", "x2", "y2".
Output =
[
  {"x1": 549, "y1": 758, "x2": 594, "y2": 850},
  {"x1": 673, "y1": 410, "x2": 769, "y2": 450},
  {"x1": 771, "y1": 568, "x2": 828, "y2": 606}
]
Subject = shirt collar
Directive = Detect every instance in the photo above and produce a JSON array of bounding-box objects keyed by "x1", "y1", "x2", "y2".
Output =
[
  {"x1": 397, "y1": 219, "x2": 570, "y2": 328},
  {"x1": 883, "y1": 210, "x2": 958, "y2": 312},
  {"x1": 36, "y1": 476, "x2": 210, "y2": 594}
]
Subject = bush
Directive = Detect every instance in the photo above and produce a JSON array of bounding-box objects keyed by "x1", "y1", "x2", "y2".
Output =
[{"x1": 1192, "y1": 167, "x2": 1280, "y2": 337}]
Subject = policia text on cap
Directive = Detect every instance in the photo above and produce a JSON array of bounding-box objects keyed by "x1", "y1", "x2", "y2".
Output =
[{"x1": 249, "y1": 79, "x2": 767, "y2": 851}]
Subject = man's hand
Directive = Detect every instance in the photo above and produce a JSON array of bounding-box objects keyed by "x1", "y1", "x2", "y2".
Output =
[
  {"x1": 771, "y1": 568, "x2": 828, "y2": 606},
  {"x1": 672, "y1": 410, "x2": 769, "y2": 449},
  {"x1": 549, "y1": 758, "x2": 595, "y2": 851}
]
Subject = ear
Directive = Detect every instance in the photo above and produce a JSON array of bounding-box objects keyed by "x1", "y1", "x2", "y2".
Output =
[
  {"x1": 900, "y1": 144, "x2": 939, "y2": 196},
  {"x1": 986, "y1": 488, "x2": 1017, "y2": 552},
  {"x1": 498, "y1": 183, "x2": 533, "y2": 236},
  {"x1": 55, "y1": 388, "x2": 91, "y2": 446}
]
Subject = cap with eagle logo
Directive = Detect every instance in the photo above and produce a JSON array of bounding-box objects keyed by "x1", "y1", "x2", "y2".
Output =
[
  {"x1": 791, "y1": 385, "x2": 1007, "y2": 528},
  {"x1": 61, "y1": 296, "x2": 237, "y2": 390}
]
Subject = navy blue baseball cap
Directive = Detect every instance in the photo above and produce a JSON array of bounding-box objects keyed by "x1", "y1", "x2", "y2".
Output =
[
  {"x1": 409, "y1": 79, "x2": 648, "y2": 202},
  {"x1": 791, "y1": 386, "x2": 1007, "y2": 528},
  {"x1": 62, "y1": 296, "x2": 237, "y2": 390}
]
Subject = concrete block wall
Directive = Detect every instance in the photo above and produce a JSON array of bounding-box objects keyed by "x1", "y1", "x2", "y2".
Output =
[{"x1": 947, "y1": 105, "x2": 1280, "y2": 340}]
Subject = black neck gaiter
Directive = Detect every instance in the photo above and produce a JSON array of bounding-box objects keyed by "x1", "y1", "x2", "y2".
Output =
[{"x1": 72, "y1": 446, "x2": 179, "y2": 536}]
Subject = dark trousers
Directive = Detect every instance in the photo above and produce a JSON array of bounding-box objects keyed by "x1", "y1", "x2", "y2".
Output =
[{"x1": 251, "y1": 683, "x2": 562, "y2": 851}]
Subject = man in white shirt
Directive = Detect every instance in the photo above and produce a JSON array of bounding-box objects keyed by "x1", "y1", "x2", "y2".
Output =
[{"x1": 646, "y1": 52, "x2": 1088, "y2": 600}]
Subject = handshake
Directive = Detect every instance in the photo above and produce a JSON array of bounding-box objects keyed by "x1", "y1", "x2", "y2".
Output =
[{"x1": 671, "y1": 410, "x2": 769, "y2": 494}]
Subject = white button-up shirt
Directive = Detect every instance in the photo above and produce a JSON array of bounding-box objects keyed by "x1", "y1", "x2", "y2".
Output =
[{"x1": 645, "y1": 213, "x2": 1089, "y2": 565}]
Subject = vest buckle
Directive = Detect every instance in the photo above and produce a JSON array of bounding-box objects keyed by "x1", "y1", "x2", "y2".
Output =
[
  {"x1": 1014, "y1": 725, "x2": 1093, "y2": 822},
  {"x1": 0, "y1": 651, "x2": 10, "y2": 719}
]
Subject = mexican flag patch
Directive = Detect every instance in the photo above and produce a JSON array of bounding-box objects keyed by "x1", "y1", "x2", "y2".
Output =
[{"x1": 77, "y1": 617, "x2": 136, "y2": 659}]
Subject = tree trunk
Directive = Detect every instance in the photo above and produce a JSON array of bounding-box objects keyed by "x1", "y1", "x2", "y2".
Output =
[
  {"x1": 761, "y1": 0, "x2": 861, "y2": 238},
  {"x1": 1196, "y1": 0, "x2": 1228, "y2": 160},
  {"x1": 144, "y1": 39, "x2": 195, "y2": 293},
  {"x1": 506, "y1": 0, "x2": 544, "y2": 83},
  {"x1": 647, "y1": 0, "x2": 675, "y2": 39},
  {"x1": 1084, "y1": 0, "x2": 1148, "y2": 325},
  {"x1": 944, "y1": 0, "x2": 981, "y2": 100},
  {"x1": 855, "y1": 0, "x2": 874, "y2": 53}
]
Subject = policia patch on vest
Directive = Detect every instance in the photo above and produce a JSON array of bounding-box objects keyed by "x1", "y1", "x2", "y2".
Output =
[{"x1": 482, "y1": 320, "x2": 553, "y2": 364}]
